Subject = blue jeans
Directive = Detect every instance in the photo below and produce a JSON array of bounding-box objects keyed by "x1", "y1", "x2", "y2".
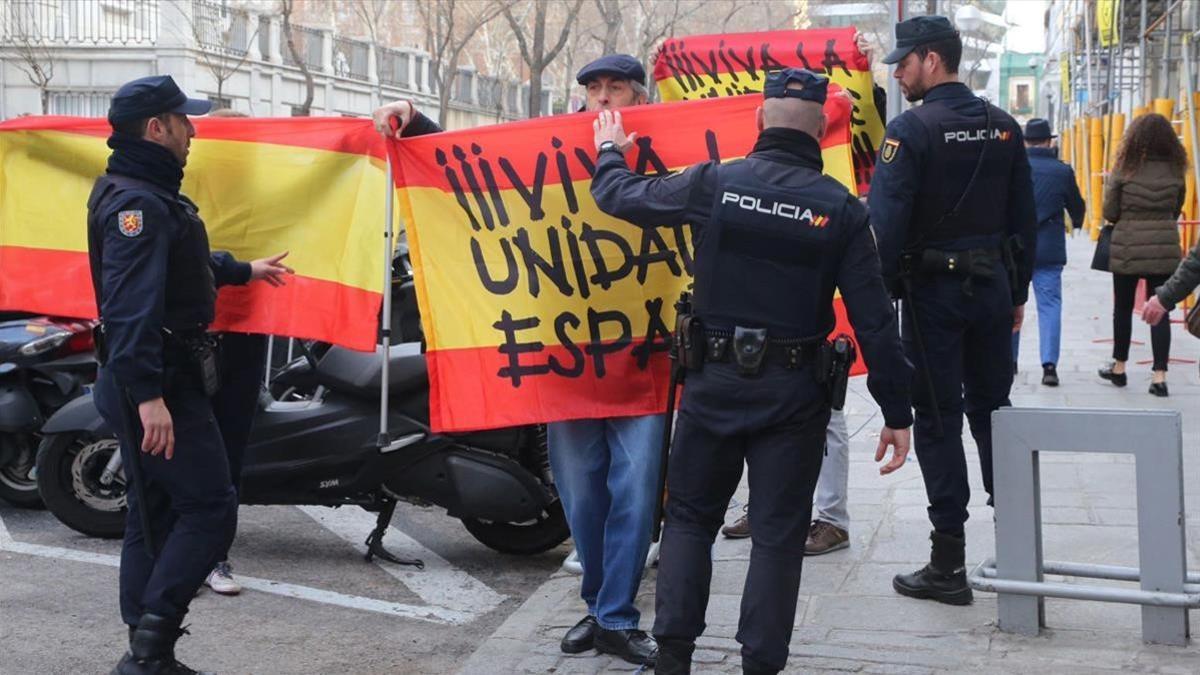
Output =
[
  {"x1": 1012, "y1": 265, "x2": 1063, "y2": 367},
  {"x1": 548, "y1": 413, "x2": 667, "y2": 631}
]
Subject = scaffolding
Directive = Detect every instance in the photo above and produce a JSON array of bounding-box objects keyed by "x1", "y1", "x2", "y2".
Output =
[{"x1": 1057, "y1": 0, "x2": 1200, "y2": 301}]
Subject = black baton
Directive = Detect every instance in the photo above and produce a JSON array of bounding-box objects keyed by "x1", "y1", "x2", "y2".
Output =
[
  {"x1": 900, "y1": 276, "x2": 944, "y2": 438},
  {"x1": 120, "y1": 390, "x2": 156, "y2": 557},
  {"x1": 652, "y1": 360, "x2": 681, "y2": 543}
]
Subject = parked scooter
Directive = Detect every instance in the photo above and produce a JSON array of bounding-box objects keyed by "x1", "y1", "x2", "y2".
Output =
[
  {"x1": 36, "y1": 262, "x2": 569, "y2": 562},
  {"x1": 0, "y1": 317, "x2": 97, "y2": 507}
]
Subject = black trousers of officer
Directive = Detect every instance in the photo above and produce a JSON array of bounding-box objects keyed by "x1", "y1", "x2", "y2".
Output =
[
  {"x1": 903, "y1": 272, "x2": 1013, "y2": 534},
  {"x1": 653, "y1": 360, "x2": 831, "y2": 671},
  {"x1": 95, "y1": 369, "x2": 238, "y2": 627},
  {"x1": 211, "y1": 332, "x2": 268, "y2": 562}
]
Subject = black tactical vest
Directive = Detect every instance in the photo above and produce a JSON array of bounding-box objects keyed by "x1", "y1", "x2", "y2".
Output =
[
  {"x1": 692, "y1": 159, "x2": 848, "y2": 338},
  {"x1": 906, "y1": 98, "x2": 1021, "y2": 248},
  {"x1": 87, "y1": 174, "x2": 217, "y2": 331}
]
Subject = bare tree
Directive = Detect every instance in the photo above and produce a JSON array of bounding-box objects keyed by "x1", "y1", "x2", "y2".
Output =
[
  {"x1": 280, "y1": 0, "x2": 316, "y2": 115},
  {"x1": 349, "y1": 0, "x2": 391, "y2": 96},
  {"x1": 504, "y1": 0, "x2": 586, "y2": 118},
  {"x1": 632, "y1": 0, "x2": 683, "y2": 85},
  {"x1": 183, "y1": 3, "x2": 260, "y2": 106},
  {"x1": 418, "y1": 0, "x2": 516, "y2": 128},
  {"x1": 478, "y1": 19, "x2": 521, "y2": 121},
  {"x1": 0, "y1": 0, "x2": 56, "y2": 114},
  {"x1": 593, "y1": 0, "x2": 621, "y2": 54}
]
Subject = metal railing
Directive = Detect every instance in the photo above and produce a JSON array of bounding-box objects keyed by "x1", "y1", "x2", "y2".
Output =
[
  {"x1": 192, "y1": 0, "x2": 251, "y2": 56},
  {"x1": 453, "y1": 69, "x2": 474, "y2": 104},
  {"x1": 332, "y1": 35, "x2": 369, "y2": 81},
  {"x1": 378, "y1": 47, "x2": 411, "y2": 89},
  {"x1": 281, "y1": 23, "x2": 322, "y2": 70},
  {"x1": 1, "y1": 0, "x2": 158, "y2": 45},
  {"x1": 48, "y1": 91, "x2": 116, "y2": 117}
]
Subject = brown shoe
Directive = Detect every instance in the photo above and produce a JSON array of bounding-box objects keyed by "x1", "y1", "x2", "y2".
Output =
[
  {"x1": 721, "y1": 509, "x2": 750, "y2": 539},
  {"x1": 804, "y1": 520, "x2": 849, "y2": 556}
]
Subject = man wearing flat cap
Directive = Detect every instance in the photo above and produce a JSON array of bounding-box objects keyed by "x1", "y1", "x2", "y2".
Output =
[
  {"x1": 89, "y1": 75, "x2": 291, "y2": 674},
  {"x1": 1012, "y1": 118, "x2": 1084, "y2": 386},
  {"x1": 869, "y1": 16, "x2": 1037, "y2": 607},
  {"x1": 372, "y1": 54, "x2": 662, "y2": 667},
  {"x1": 589, "y1": 68, "x2": 913, "y2": 675}
]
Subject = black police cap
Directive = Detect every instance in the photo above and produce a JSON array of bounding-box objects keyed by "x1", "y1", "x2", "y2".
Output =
[
  {"x1": 576, "y1": 54, "x2": 646, "y2": 86},
  {"x1": 763, "y1": 68, "x2": 829, "y2": 105},
  {"x1": 108, "y1": 75, "x2": 212, "y2": 125},
  {"x1": 882, "y1": 15, "x2": 961, "y2": 65},
  {"x1": 1024, "y1": 118, "x2": 1056, "y2": 140}
]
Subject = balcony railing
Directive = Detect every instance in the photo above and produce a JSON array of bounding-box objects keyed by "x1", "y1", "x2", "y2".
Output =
[
  {"x1": 332, "y1": 35, "x2": 369, "y2": 81},
  {"x1": 1, "y1": 0, "x2": 158, "y2": 45},
  {"x1": 192, "y1": 0, "x2": 251, "y2": 56},
  {"x1": 281, "y1": 23, "x2": 322, "y2": 70}
]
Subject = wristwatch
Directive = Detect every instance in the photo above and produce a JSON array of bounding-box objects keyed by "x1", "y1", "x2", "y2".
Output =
[{"x1": 598, "y1": 141, "x2": 623, "y2": 157}]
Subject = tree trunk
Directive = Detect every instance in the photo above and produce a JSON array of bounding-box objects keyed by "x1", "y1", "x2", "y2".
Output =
[
  {"x1": 526, "y1": 2, "x2": 547, "y2": 118},
  {"x1": 528, "y1": 63, "x2": 545, "y2": 117},
  {"x1": 281, "y1": 3, "x2": 315, "y2": 116},
  {"x1": 40, "y1": 87, "x2": 49, "y2": 115}
]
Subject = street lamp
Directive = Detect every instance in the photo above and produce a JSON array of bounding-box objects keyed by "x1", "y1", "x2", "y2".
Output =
[{"x1": 955, "y1": 4, "x2": 984, "y2": 33}]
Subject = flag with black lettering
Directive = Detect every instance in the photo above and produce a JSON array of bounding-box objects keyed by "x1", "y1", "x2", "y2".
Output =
[
  {"x1": 653, "y1": 27, "x2": 883, "y2": 196},
  {"x1": 389, "y1": 94, "x2": 864, "y2": 432}
]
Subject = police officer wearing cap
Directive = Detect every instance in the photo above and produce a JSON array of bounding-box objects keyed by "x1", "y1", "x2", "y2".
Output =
[
  {"x1": 870, "y1": 16, "x2": 1037, "y2": 606},
  {"x1": 590, "y1": 68, "x2": 913, "y2": 675},
  {"x1": 89, "y1": 75, "x2": 291, "y2": 675}
]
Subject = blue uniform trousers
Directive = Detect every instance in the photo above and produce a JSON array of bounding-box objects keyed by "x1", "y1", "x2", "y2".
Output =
[
  {"x1": 652, "y1": 362, "x2": 830, "y2": 671},
  {"x1": 904, "y1": 274, "x2": 1013, "y2": 534},
  {"x1": 95, "y1": 369, "x2": 238, "y2": 626}
]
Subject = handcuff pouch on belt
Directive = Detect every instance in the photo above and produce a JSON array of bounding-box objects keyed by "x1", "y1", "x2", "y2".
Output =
[
  {"x1": 732, "y1": 327, "x2": 769, "y2": 376},
  {"x1": 825, "y1": 334, "x2": 857, "y2": 410}
]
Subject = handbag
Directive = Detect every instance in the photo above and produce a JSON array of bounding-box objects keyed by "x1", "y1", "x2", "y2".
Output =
[
  {"x1": 1090, "y1": 224, "x2": 1114, "y2": 272},
  {"x1": 1186, "y1": 300, "x2": 1200, "y2": 339}
]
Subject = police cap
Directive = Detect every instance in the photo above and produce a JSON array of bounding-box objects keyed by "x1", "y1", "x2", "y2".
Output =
[
  {"x1": 882, "y1": 15, "x2": 960, "y2": 65},
  {"x1": 576, "y1": 54, "x2": 646, "y2": 86},
  {"x1": 1024, "y1": 118, "x2": 1056, "y2": 140},
  {"x1": 762, "y1": 68, "x2": 828, "y2": 105},
  {"x1": 108, "y1": 75, "x2": 212, "y2": 125}
]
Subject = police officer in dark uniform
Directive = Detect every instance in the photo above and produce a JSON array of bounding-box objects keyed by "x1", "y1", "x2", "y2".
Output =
[
  {"x1": 89, "y1": 75, "x2": 291, "y2": 675},
  {"x1": 870, "y1": 17, "x2": 1037, "y2": 606},
  {"x1": 590, "y1": 69, "x2": 914, "y2": 675}
]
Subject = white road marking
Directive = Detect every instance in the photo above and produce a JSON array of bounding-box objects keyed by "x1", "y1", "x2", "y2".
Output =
[
  {"x1": 0, "y1": 507, "x2": 500, "y2": 625},
  {"x1": 298, "y1": 505, "x2": 506, "y2": 617}
]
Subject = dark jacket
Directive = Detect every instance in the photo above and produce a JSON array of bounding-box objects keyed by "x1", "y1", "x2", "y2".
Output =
[
  {"x1": 590, "y1": 128, "x2": 913, "y2": 429},
  {"x1": 1027, "y1": 146, "x2": 1085, "y2": 267},
  {"x1": 1155, "y1": 237, "x2": 1200, "y2": 308},
  {"x1": 1103, "y1": 159, "x2": 1185, "y2": 276}
]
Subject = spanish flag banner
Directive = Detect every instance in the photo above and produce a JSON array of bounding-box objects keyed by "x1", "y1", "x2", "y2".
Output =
[
  {"x1": 391, "y1": 93, "x2": 862, "y2": 433},
  {"x1": 0, "y1": 116, "x2": 390, "y2": 351},
  {"x1": 653, "y1": 27, "x2": 883, "y2": 196}
]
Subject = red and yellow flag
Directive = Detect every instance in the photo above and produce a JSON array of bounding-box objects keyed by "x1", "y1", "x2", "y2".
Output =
[
  {"x1": 654, "y1": 27, "x2": 884, "y2": 195},
  {"x1": 391, "y1": 93, "x2": 862, "y2": 433},
  {"x1": 0, "y1": 116, "x2": 390, "y2": 351}
]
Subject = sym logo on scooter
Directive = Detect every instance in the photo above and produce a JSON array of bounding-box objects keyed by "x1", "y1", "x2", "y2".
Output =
[{"x1": 318, "y1": 478, "x2": 340, "y2": 489}]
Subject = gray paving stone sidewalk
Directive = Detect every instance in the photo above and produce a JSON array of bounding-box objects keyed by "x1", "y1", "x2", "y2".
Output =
[{"x1": 459, "y1": 235, "x2": 1200, "y2": 674}]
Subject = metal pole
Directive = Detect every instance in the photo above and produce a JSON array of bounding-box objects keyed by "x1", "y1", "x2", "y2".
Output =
[
  {"x1": 264, "y1": 335, "x2": 274, "y2": 387},
  {"x1": 1083, "y1": 0, "x2": 1095, "y2": 211},
  {"x1": 1141, "y1": 0, "x2": 1148, "y2": 107},
  {"x1": 1162, "y1": 2, "x2": 1173, "y2": 100},
  {"x1": 379, "y1": 155, "x2": 394, "y2": 444},
  {"x1": 886, "y1": 0, "x2": 904, "y2": 122}
]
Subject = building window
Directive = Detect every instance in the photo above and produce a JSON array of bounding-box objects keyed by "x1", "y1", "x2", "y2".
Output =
[
  {"x1": 49, "y1": 91, "x2": 115, "y2": 117},
  {"x1": 1014, "y1": 82, "x2": 1032, "y2": 114},
  {"x1": 209, "y1": 95, "x2": 232, "y2": 111}
]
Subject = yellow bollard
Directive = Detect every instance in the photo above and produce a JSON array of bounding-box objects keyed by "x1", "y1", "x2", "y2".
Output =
[
  {"x1": 1089, "y1": 116, "x2": 1104, "y2": 239},
  {"x1": 1061, "y1": 121, "x2": 1072, "y2": 164},
  {"x1": 1107, "y1": 113, "x2": 1125, "y2": 169},
  {"x1": 1076, "y1": 119, "x2": 1087, "y2": 196},
  {"x1": 1154, "y1": 98, "x2": 1175, "y2": 119}
]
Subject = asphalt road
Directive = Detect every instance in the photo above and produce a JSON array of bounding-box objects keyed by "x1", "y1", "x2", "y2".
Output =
[{"x1": 0, "y1": 497, "x2": 569, "y2": 674}]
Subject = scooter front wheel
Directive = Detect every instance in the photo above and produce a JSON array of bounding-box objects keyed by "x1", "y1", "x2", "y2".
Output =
[
  {"x1": 0, "y1": 433, "x2": 43, "y2": 508},
  {"x1": 460, "y1": 500, "x2": 569, "y2": 555},
  {"x1": 36, "y1": 431, "x2": 126, "y2": 539}
]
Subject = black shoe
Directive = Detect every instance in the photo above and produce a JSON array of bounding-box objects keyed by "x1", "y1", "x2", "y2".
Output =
[
  {"x1": 113, "y1": 613, "x2": 212, "y2": 675},
  {"x1": 594, "y1": 628, "x2": 657, "y2": 666},
  {"x1": 892, "y1": 531, "x2": 973, "y2": 606},
  {"x1": 1098, "y1": 365, "x2": 1127, "y2": 387},
  {"x1": 1149, "y1": 382, "x2": 1169, "y2": 397},
  {"x1": 1041, "y1": 363, "x2": 1059, "y2": 387},
  {"x1": 654, "y1": 637, "x2": 695, "y2": 675},
  {"x1": 560, "y1": 615, "x2": 599, "y2": 654}
]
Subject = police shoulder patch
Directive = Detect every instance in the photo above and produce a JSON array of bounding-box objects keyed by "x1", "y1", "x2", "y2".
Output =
[
  {"x1": 117, "y1": 210, "x2": 143, "y2": 237},
  {"x1": 881, "y1": 138, "x2": 901, "y2": 164}
]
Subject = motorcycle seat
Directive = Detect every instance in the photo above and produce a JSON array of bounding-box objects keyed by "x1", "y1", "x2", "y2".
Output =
[{"x1": 315, "y1": 343, "x2": 428, "y2": 398}]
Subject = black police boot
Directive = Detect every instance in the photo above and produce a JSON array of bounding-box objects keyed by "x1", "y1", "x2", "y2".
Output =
[
  {"x1": 654, "y1": 637, "x2": 695, "y2": 675},
  {"x1": 111, "y1": 613, "x2": 213, "y2": 675},
  {"x1": 892, "y1": 531, "x2": 973, "y2": 606},
  {"x1": 742, "y1": 654, "x2": 781, "y2": 675}
]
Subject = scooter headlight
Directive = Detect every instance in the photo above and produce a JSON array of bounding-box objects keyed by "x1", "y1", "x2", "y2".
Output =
[{"x1": 18, "y1": 331, "x2": 71, "y2": 357}]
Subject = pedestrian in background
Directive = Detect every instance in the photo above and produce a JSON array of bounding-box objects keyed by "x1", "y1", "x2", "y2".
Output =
[
  {"x1": 1098, "y1": 113, "x2": 1186, "y2": 397},
  {"x1": 1012, "y1": 118, "x2": 1085, "y2": 386}
]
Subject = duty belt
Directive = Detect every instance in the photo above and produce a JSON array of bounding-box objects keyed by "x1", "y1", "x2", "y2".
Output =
[
  {"x1": 904, "y1": 246, "x2": 1003, "y2": 279},
  {"x1": 702, "y1": 328, "x2": 822, "y2": 371}
]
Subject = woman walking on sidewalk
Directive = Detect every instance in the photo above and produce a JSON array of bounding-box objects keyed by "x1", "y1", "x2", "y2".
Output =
[{"x1": 1098, "y1": 113, "x2": 1186, "y2": 397}]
